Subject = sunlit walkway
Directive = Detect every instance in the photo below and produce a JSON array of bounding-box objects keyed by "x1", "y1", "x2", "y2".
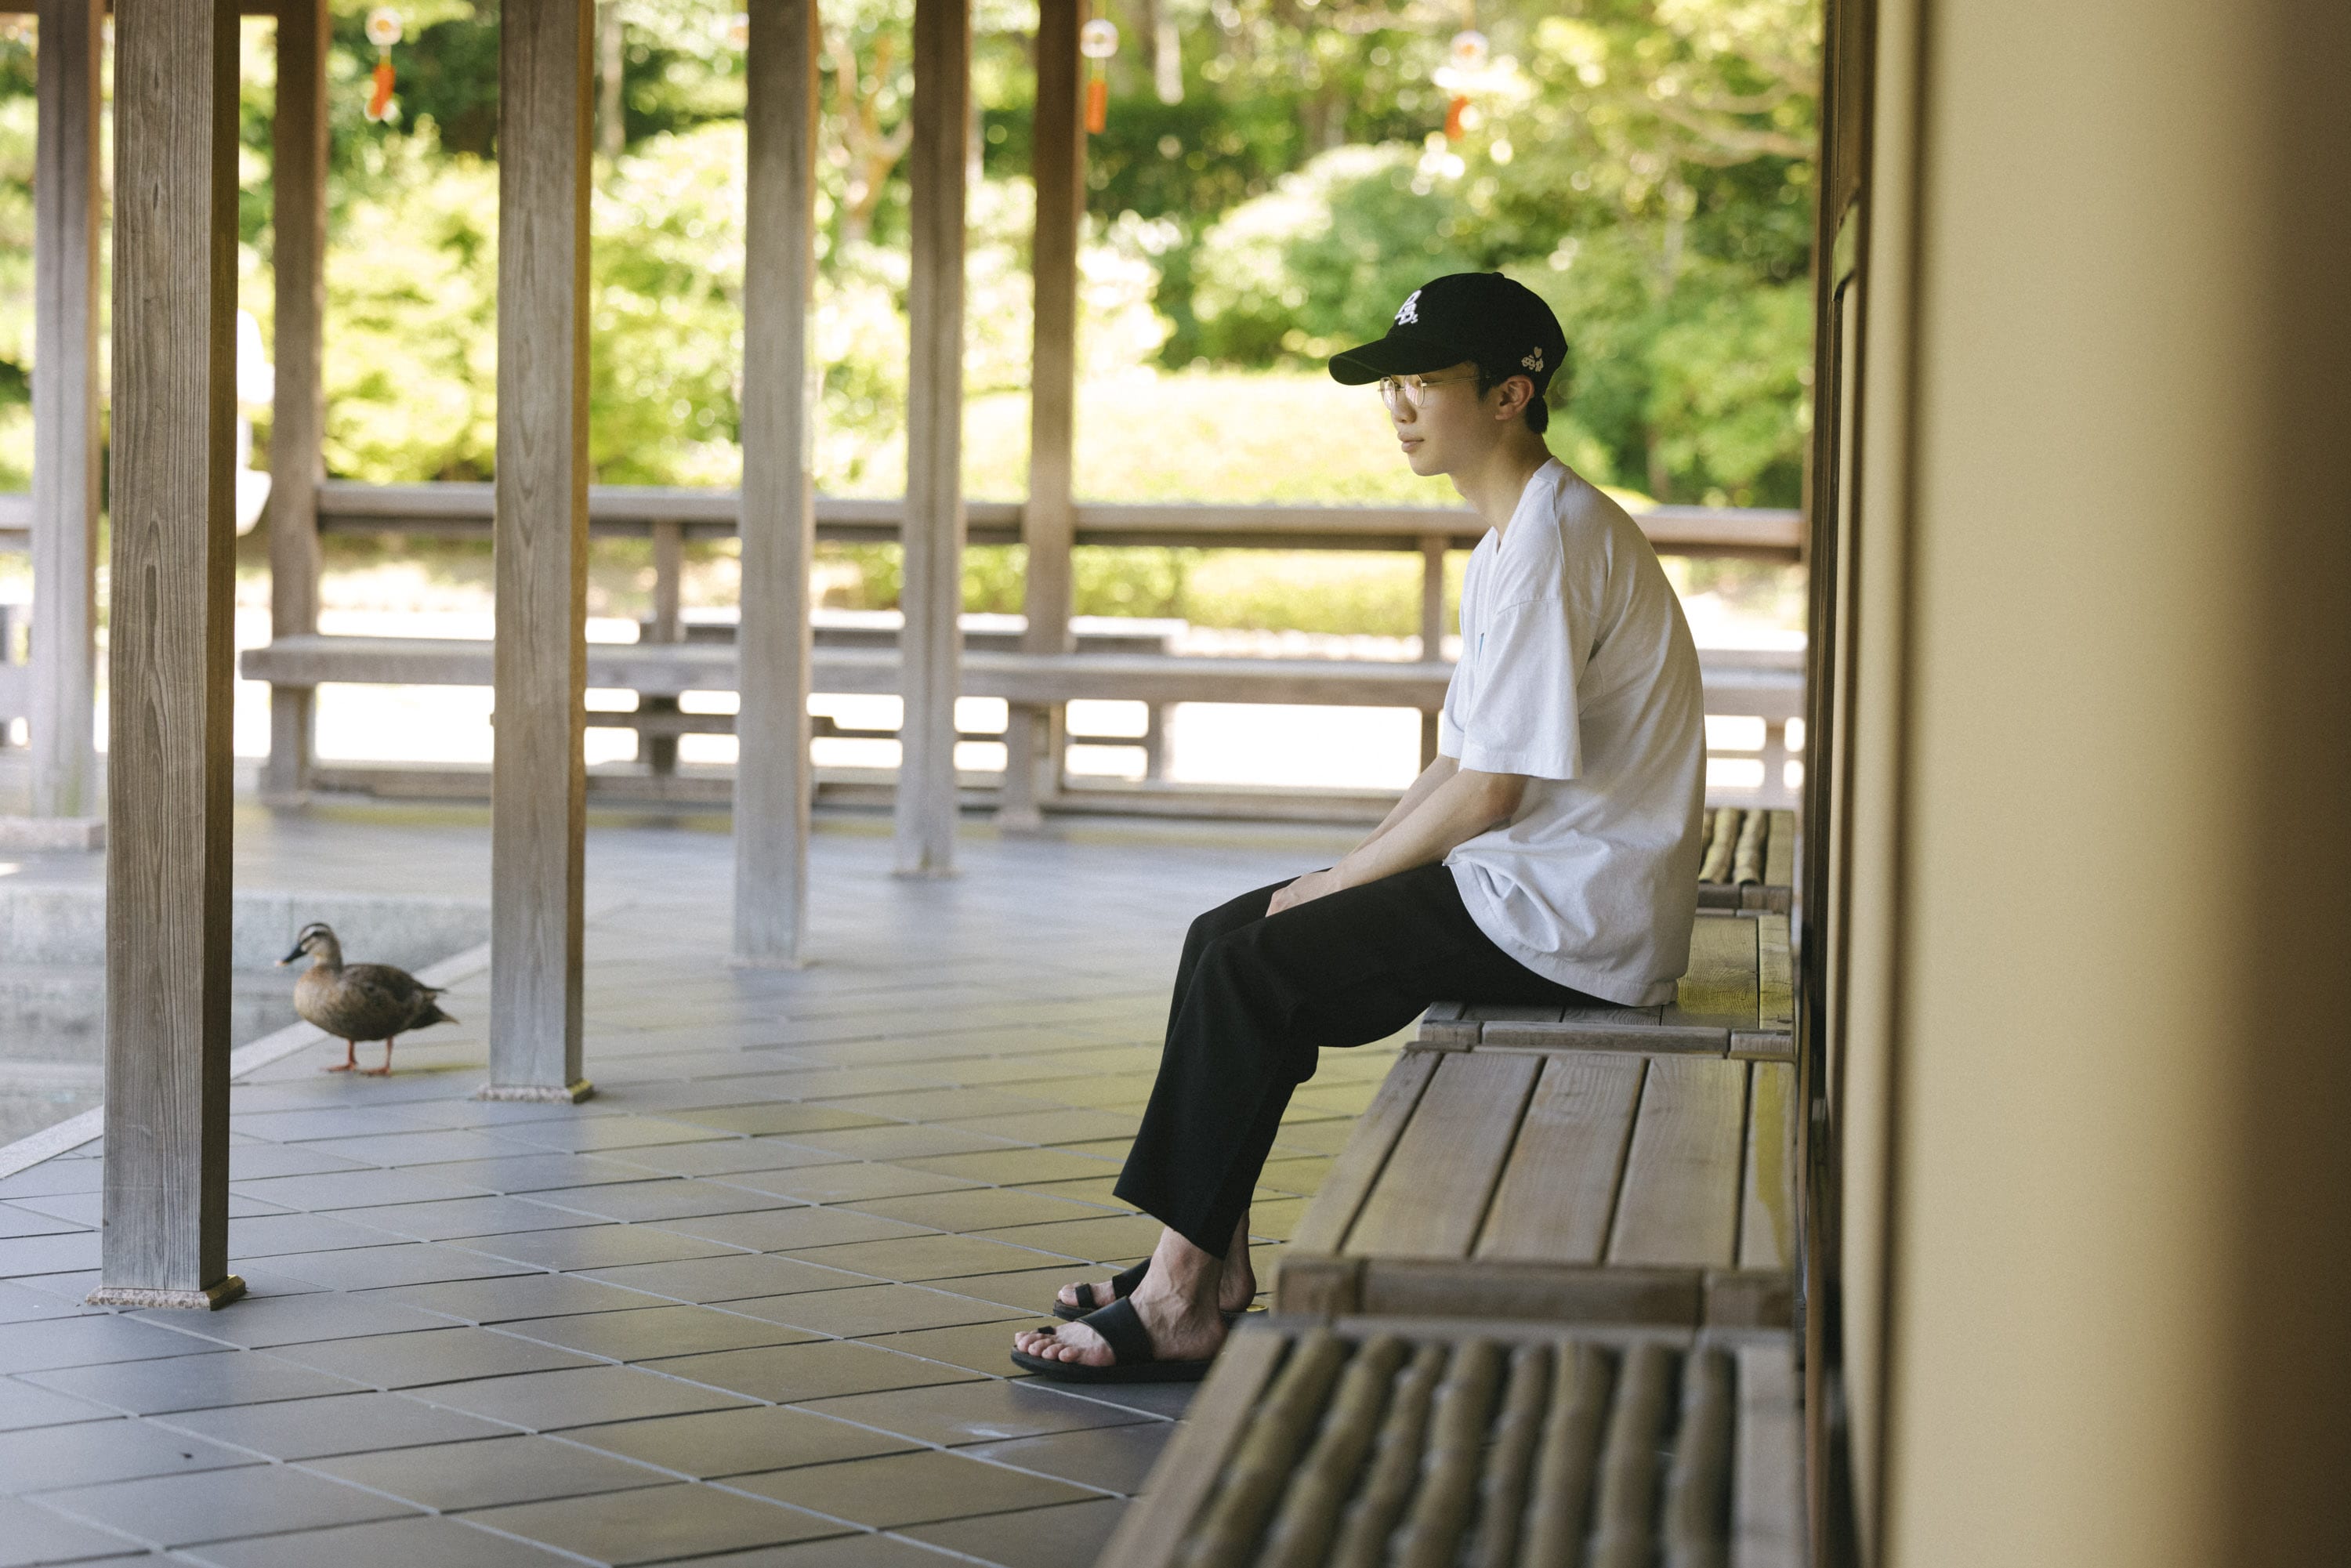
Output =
[{"x1": 0, "y1": 814, "x2": 1400, "y2": 1566}]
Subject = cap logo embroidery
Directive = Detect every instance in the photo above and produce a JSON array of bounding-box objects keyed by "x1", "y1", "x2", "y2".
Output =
[
  {"x1": 1394, "y1": 290, "x2": 1422, "y2": 326},
  {"x1": 1522, "y1": 348, "x2": 1545, "y2": 372}
]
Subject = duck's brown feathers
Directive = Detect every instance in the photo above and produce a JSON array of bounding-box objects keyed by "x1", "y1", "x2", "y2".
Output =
[{"x1": 293, "y1": 959, "x2": 455, "y2": 1043}]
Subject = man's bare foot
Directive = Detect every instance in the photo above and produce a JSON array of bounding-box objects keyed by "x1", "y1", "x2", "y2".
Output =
[
  {"x1": 1055, "y1": 1212, "x2": 1255, "y2": 1316},
  {"x1": 1022, "y1": 1227, "x2": 1230, "y2": 1368}
]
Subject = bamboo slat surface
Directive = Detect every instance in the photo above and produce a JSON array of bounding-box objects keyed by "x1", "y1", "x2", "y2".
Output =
[{"x1": 1106, "y1": 1322, "x2": 1799, "y2": 1568}]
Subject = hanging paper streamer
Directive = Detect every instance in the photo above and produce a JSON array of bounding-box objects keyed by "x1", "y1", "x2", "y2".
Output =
[
  {"x1": 1080, "y1": 18, "x2": 1119, "y2": 134},
  {"x1": 364, "y1": 8, "x2": 403, "y2": 125},
  {"x1": 1435, "y1": 28, "x2": 1488, "y2": 143}
]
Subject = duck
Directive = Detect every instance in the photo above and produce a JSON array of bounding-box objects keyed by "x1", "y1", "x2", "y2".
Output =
[{"x1": 277, "y1": 922, "x2": 456, "y2": 1076}]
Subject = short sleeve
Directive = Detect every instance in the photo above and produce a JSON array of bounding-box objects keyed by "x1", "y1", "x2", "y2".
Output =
[
  {"x1": 1436, "y1": 660, "x2": 1468, "y2": 759},
  {"x1": 1454, "y1": 596, "x2": 1582, "y2": 780}
]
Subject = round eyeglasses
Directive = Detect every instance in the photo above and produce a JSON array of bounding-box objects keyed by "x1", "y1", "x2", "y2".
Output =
[{"x1": 1378, "y1": 372, "x2": 1480, "y2": 414}]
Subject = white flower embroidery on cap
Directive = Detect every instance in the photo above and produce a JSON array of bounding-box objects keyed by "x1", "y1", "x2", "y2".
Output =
[
  {"x1": 1395, "y1": 290, "x2": 1422, "y2": 326},
  {"x1": 1522, "y1": 348, "x2": 1545, "y2": 372}
]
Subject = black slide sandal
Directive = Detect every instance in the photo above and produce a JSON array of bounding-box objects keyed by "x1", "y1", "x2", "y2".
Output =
[
  {"x1": 1009, "y1": 1296, "x2": 1218, "y2": 1384},
  {"x1": 1050, "y1": 1258, "x2": 1150, "y2": 1321}
]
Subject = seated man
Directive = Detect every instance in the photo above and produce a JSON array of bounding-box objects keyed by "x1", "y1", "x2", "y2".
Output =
[{"x1": 1012, "y1": 273, "x2": 1707, "y2": 1382}]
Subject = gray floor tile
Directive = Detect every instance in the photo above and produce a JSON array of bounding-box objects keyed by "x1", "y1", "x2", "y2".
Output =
[
  {"x1": 651, "y1": 1103, "x2": 897, "y2": 1138},
  {"x1": 563, "y1": 1402, "x2": 916, "y2": 1479},
  {"x1": 0, "y1": 1418, "x2": 257, "y2": 1495},
  {"x1": 223, "y1": 1145, "x2": 372, "y2": 1182},
  {"x1": 487, "y1": 1117, "x2": 739, "y2": 1154},
  {"x1": 799, "y1": 1378, "x2": 1151, "y2": 1448},
  {"x1": 134, "y1": 1291, "x2": 451, "y2": 1349},
  {"x1": 0, "y1": 1316, "x2": 229, "y2": 1376},
  {"x1": 324, "y1": 1128, "x2": 555, "y2": 1168},
  {"x1": 773, "y1": 1126, "x2": 1020, "y2": 1162},
  {"x1": 652, "y1": 1207, "x2": 933, "y2": 1253},
  {"x1": 0, "y1": 1203, "x2": 85, "y2": 1238},
  {"x1": 0, "y1": 1230, "x2": 103, "y2": 1276},
  {"x1": 0, "y1": 1164, "x2": 107, "y2": 1200},
  {"x1": 643, "y1": 1339, "x2": 982, "y2": 1403},
  {"x1": 809, "y1": 1088, "x2": 1065, "y2": 1123},
  {"x1": 23, "y1": 1352, "x2": 367, "y2": 1415},
  {"x1": 244, "y1": 1241, "x2": 538, "y2": 1293},
  {"x1": 32, "y1": 1463, "x2": 415, "y2": 1548},
  {"x1": 225, "y1": 1211, "x2": 409, "y2": 1258},
  {"x1": 174, "y1": 1514, "x2": 577, "y2": 1568},
  {"x1": 1051, "y1": 1377, "x2": 1199, "y2": 1421},
  {"x1": 267, "y1": 1326, "x2": 600, "y2": 1389},
  {"x1": 301, "y1": 1432, "x2": 672, "y2": 1510},
  {"x1": 226, "y1": 1169, "x2": 493, "y2": 1212},
  {"x1": 580, "y1": 1252, "x2": 875, "y2": 1304},
  {"x1": 712, "y1": 1164, "x2": 984, "y2": 1205},
  {"x1": 408, "y1": 1150, "x2": 661, "y2": 1193},
  {"x1": 494, "y1": 1304, "x2": 822, "y2": 1360},
  {"x1": 595, "y1": 1137, "x2": 860, "y2": 1179},
  {"x1": 416, "y1": 1364, "x2": 755, "y2": 1430},
  {"x1": 0, "y1": 1496, "x2": 145, "y2": 1566},
  {"x1": 731, "y1": 1449, "x2": 1096, "y2": 1530},
  {"x1": 969, "y1": 1213, "x2": 1165, "y2": 1262},
  {"x1": 463, "y1": 1483, "x2": 849, "y2": 1564},
  {"x1": 778, "y1": 1233, "x2": 1086, "y2": 1284},
  {"x1": 854, "y1": 1320, "x2": 1057, "y2": 1379},
  {"x1": 902, "y1": 1266, "x2": 1111, "y2": 1317},
  {"x1": 326, "y1": 1194, "x2": 607, "y2": 1242},
  {"x1": 152, "y1": 1391, "x2": 520, "y2": 1460},
  {"x1": 719, "y1": 1284, "x2": 1024, "y2": 1339},
  {"x1": 842, "y1": 1190, "x2": 1110, "y2": 1234},
  {"x1": 965, "y1": 1421, "x2": 1176, "y2": 1494},
  {"x1": 0, "y1": 1377, "x2": 115, "y2": 1432},
  {"x1": 900, "y1": 1495, "x2": 1129, "y2": 1567},
  {"x1": 226, "y1": 1107, "x2": 441, "y2": 1144},
  {"x1": 0, "y1": 1282, "x2": 98, "y2": 1325},
  {"x1": 893, "y1": 1148, "x2": 1124, "y2": 1186},
  {"x1": 681, "y1": 1536, "x2": 962, "y2": 1567},
  {"x1": 458, "y1": 1222, "x2": 737, "y2": 1270},
  {"x1": 368, "y1": 1273, "x2": 666, "y2": 1323},
  {"x1": 523, "y1": 1179, "x2": 789, "y2": 1225}
]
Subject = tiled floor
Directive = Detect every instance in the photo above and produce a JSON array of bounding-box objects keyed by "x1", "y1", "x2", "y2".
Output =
[{"x1": 0, "y1": 811, "x2": 1402, "y2": 1566}]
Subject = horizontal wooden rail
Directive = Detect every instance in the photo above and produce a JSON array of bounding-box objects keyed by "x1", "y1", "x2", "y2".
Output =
[
  {"x1": 0, "y1": 487, "x2": 1801, "y2": 559},
  {"x1": 241, "y1": 633, "x2": 1805, "y2": 714}
]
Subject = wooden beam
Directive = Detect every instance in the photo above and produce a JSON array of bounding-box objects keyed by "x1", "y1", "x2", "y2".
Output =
[
  {"x1": 262, "y1": 0, "x2": 326, "y2": 801},
  {"x1": 1418, "y1": 531, "x2": 1446, "y2": 768},
  {"x1": 733, "y1": 0, "x2": 819, "y2": 965},
  {"x1": 487, "y1": 0, "x2": 593, "y2": 1103},
  {"x1": 895, "y1": 0, "x2": 968, "y2": 875},
  {"x1": 1001, "y1": 0, "x2": 1084, "y2": 829},
  {"x1": 89, "y1": 0, "x2": 244, "y2": 1311},
  {"x1": 28, "y1": 0, "x2": 102, "y2": 820}
]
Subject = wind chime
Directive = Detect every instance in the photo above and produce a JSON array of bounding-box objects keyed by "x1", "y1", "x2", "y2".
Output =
[
  {"x1": 1080, "y1": 16, "x2": 1119, "y2": 134},
  {"x1": 364, "y1": 8, "x2": 403, "y2": 124},
  {"x1": 1436, "y1": 24, "x2": 1489, "y2": 142}
]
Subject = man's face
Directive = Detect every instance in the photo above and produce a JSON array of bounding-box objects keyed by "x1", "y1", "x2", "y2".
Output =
[{"x1": 1387, "y1": 360, "x2": 1502, "y2": 477}]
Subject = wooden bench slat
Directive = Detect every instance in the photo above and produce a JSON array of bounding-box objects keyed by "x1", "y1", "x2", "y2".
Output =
[
  {"x1": 1762, "y1": 809, "x2": 1797, "y2": 891},
  {"x1": 1665, "y1": 1346, "x2": 1737, "y2": 1566},
  {"x1": 1592, "y1": 1341, "x2": 1676, "y2": 1565},
  {"x1": 1474, "y1": 1053, "x2": 1645, "y2": 1265},
  {"x1": 1607, "y1": 1057, "x2": 1751, "y2": 1269},
  {"x1": 1669, "y1": 914, "x2": 1761, "y2": 1027},
  {"x1": 1757, "y1": 913, "x2": 1794, "y2": 1034},
  {"x1": 1738, "y1": 1060, "x2": 1799, "y2": 1272},
  {"x1": 1734, "y1": 1338, "x2": 1807, "y2": 1568},
  {"x1": 1287, "y1": 1048, "x2": 1439, "y2": 1255},
  {"x1": 1346, "y1": 1052, "x2": 1540, "y2": 1260}
]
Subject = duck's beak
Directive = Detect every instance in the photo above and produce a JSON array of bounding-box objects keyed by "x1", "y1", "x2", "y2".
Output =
[{"x1": 277, "y1": 943, "x2": 306, "y2": 966}]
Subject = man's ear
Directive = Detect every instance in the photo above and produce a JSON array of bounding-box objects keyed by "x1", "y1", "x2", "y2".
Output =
[{"x1": 1491, "y1": 374, "x2": 1537, "y2": 423}]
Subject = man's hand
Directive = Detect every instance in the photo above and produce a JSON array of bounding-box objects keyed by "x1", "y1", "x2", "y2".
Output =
[{"x1": 1268, "y1": 867, "x2": 1346, "y2": 916}]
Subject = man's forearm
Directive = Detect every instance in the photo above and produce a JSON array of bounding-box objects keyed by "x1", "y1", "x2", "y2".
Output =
[
  {"x1": 1334, "y1": 767, "x2": 1524, "y2": 889},
  {"x1": 1356, "y1": 755, "x2": 1460, "y2": 853}
]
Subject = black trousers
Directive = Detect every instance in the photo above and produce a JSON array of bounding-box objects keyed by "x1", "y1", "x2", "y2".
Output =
[{"x1": 1113, "y1": 861, "x2": 1596, "y2": 1257}]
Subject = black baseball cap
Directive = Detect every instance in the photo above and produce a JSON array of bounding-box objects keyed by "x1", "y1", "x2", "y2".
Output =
[{"x1": 1328, "y1": 273, "x2": 1568, "y2": 398}]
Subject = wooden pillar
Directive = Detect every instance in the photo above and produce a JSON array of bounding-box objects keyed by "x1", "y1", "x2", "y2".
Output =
[
  {"x1": 1001, "y1": 0, "x2": 1083, "y2": 829},
  {"x1": 89, "y1": 0, "x2": 245, "y2": 1311},
  {"x1": 28, "y1": 0, "x2": 102, "y2": 820},
  {"x1": 263, "y1": 0, "x2": 327, "y2": 802},
  {"x1": 733, "y1": 0, "x2": 819, "y2": 966},
  {"x1": 895, "y1": 0, "x2": 968, "y2": 875},
  {"x1": 1418, "y1": 532, "x2": 1447, "y2": 768},
  {"x1": 641, "y1": 517, "x2": 681, "y2": 776},
  {"x1": 486, "y1": 0, "x2": 593, "y2": 1103}
]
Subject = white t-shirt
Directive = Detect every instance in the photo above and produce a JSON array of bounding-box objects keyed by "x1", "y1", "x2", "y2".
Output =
[{"x1": 1437, "y1": 459, "x2": 1707, "y2": 1006}]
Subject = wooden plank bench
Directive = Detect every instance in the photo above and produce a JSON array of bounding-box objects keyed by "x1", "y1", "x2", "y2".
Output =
[
  {"x1": 1271, "y1": 1040, "x2": 1798, "y2": 1329},
  {"x1": 1419, "y1": 911, "x2": 1794, "y2": 1060},
  {"x1": 1099, "y1": 1316, "x2": 1803, "y2": 1568},
  {"x1": 1697, "y1": 806, "x2": 1797, "y2": 912}
]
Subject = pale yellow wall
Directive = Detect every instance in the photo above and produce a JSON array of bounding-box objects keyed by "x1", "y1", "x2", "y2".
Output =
[{"x1": 1863, "y1": 1, "x2": 2351, "y2": 1564}]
